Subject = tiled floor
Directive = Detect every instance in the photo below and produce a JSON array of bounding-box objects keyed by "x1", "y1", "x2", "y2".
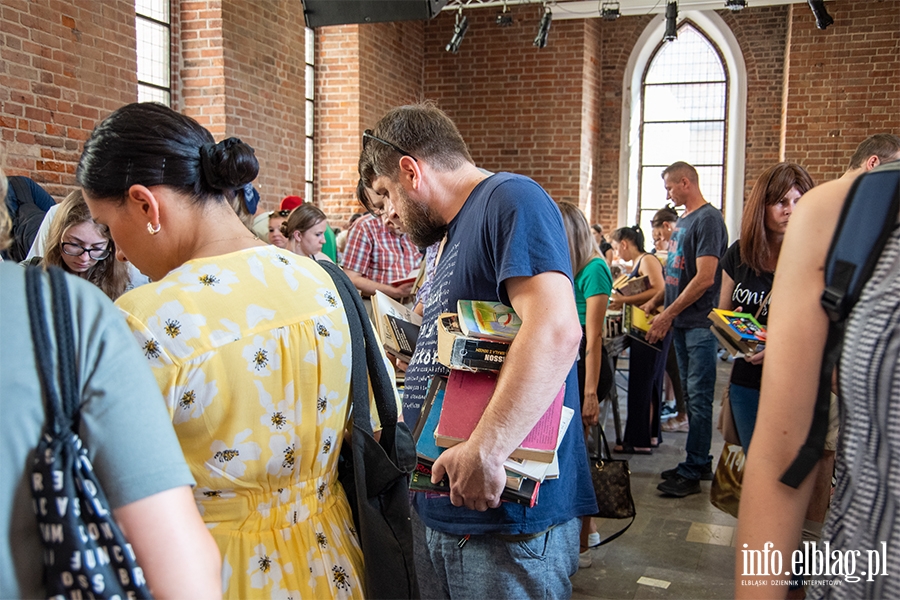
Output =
[{"x1": 571, "y1": 357, "x2": 737, "y2": 600}]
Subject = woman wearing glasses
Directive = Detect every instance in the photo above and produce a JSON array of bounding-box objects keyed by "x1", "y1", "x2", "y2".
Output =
[{"x1": 39, "y1": 190, "x2": 129, "y2": 300}]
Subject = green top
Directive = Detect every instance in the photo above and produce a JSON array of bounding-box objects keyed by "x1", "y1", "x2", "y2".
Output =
[
  {"x1": 322, "y1": 222, "x2": 338, "y2": 262},
  {"x1": 574, "y1": 256, "x2": 613, "y2": 325}
]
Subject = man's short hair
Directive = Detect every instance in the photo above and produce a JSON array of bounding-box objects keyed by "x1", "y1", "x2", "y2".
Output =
[
  {"x1": 848, "y1": 133, "x2": 900, "y2": 170},
  {"x1": 358, "y1": 101, "x2": 473, "y2": 186},
  {"x1": 661, "y1": 161, "x2": 699, "y2": 185}
]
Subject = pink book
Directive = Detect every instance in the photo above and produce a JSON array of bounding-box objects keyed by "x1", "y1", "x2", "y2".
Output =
[{"x1": 434, "y1": 370, "x2": 565, "y2": 464}]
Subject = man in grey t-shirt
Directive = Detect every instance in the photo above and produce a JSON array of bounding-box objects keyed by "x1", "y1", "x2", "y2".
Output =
[{"x1": 643, "y1": 161, "x2": 728, "y2": 497}]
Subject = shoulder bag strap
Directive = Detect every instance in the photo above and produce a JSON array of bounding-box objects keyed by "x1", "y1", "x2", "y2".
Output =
[
  {"x1": 316, "y1": 261, "x2": 398, "y2": 431},
  {"x1": 25, "y1": 266, "x2": 75, "y2": 436}
]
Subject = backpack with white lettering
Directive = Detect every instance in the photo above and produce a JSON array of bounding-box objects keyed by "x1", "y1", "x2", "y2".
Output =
[{"x1": 26, "y1": 266, "x2": 153, "y2": 599}]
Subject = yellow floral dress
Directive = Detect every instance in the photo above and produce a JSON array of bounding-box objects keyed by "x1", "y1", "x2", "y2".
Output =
[{"x1": 116, "y1": 247, "x2": 380, "y2": 599}]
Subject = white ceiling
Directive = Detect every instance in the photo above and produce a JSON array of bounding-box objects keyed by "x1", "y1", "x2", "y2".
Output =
[{"x1": 442, "y1": 0, "x2": 808, "y2": 20}]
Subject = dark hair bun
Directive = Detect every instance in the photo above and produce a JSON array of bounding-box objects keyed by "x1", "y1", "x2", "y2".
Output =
[{"x1": 199, "y1": 138, "x2": 259, "y2": 192}]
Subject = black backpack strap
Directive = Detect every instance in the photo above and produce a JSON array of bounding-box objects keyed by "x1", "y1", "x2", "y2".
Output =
[
  {"x1": 316, "y1": 260, "x2": 400, "y2": 431},
  {"x1": 25, "y1": 266, "x2": 78, "y2": 436},
  {"x1": 780, "y1": 162, "x2": 900, "y2": 488}
]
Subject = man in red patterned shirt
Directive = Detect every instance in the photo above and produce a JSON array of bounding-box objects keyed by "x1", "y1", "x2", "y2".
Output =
[{"x1": 342, "y1": 187, "x2": 421, "y2": 300}]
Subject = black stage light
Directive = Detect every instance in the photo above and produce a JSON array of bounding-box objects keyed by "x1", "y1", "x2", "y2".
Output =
[
  {"x1": 497, "y1": 2, "x2": 513, "y2": 27},
  {"x1": 446, "y1": 13, "x2": 468, "y2": 53},
  {"x1": 808, "y1": 0, "x2": 834, "y2": 30},
  {"x1": 534, "y1": 7, "x2": 552, "y2": 48},
  {"x1": 664, "y1": 1, "x2": 678, "y2": 42},
  {"x1": 601, "y1": 1, "x2": 621, "y2": 21},
  {"x1": 725, "y1": 0, "x2": 747, "y2": 11}
]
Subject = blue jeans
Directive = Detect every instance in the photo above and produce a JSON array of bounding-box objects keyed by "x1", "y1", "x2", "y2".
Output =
[
  {"x1": 728, "y1": 383, "x2": 760, "y2": 453},
  {"x1": 411, "y1": 510, "x2": 580, "y2": 599},
  {"x1": 672, "y1": 327, "x2": 718, "y2": 480}
]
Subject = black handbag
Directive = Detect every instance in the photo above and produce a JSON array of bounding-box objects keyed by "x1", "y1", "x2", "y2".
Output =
[
  {"x1": 25, "y1": 266, "x2": 153, "y2": 598},
  {"x1": 587, "y1": 423, "x2": 636, "y2": 545},
  {"x1": 317, "y1": 261, "x2": 420, "y2": 599}
]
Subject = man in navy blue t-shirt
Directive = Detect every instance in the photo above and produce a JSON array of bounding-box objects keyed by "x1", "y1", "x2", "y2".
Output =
[{"x1": 359, "y1": 103, "x2": 598, "y2": 598}]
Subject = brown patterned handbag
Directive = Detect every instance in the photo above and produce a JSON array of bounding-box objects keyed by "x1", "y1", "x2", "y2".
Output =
[{"x1": 587, "y1": 424, "x2": 636, "y2": 545}]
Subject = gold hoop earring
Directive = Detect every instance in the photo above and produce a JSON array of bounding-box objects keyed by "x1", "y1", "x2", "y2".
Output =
[{"x1": 147, "y1": 222, "x2": 161, "y2": 235}]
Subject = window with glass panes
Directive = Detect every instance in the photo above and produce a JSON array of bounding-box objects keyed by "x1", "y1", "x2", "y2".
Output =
[
  {"x1": 637, "y1": 23, "x2": 727, "y2": 234},
  {"x1": 305, "y1": 27, "x2": 315, "y2": 203},
  {"x1": 135, "y1": 0, "x2": 171, "y2": 106}
]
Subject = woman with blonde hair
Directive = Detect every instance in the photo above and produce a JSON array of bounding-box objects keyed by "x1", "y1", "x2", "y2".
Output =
[
  {"x1": 557, "y1": 200, "x2": 613, "y2": 568},
  {"x1": 41, "y1": 190, "x2": 130, "y2": 301}
]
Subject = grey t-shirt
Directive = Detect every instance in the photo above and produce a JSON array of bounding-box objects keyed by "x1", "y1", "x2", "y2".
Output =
[
  {"x1": 663, "y1": 202, "x2": 728, "y2": 329},
  {"x1": 0, "y1": 263, "x2": 195, "y2": 599}
]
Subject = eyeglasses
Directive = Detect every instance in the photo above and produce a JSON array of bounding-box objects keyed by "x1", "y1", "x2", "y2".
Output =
[
  {"x1": 270, "y1": 210, "x2": 291, "y2": 218},
  {"x1": 61, "y1": 242, "x2": 110, "y2": 260},
  {"x1": 362, "y1": 130, "x2": 418, "y2": 162}
]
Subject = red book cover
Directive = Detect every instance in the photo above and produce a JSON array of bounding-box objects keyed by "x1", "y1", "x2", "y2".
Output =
[{"x1": 434, "y1": 370, "x2": 565, "y2": 463}]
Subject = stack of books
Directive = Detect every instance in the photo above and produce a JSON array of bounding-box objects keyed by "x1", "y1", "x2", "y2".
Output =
[
  {"x1": 708, "y1": 308, "x2": 766, "y2": 357},
  {"x1": 371, "y1": 290, "x2": 422, "y2": 365},
  {"x1": 410, "y1": 300, "x2": 572, "y2": 507}
]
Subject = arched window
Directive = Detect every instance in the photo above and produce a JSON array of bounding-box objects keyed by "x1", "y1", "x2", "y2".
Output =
[{"x1": 622, "y1": 12, "x2": 746, "y2": 241}]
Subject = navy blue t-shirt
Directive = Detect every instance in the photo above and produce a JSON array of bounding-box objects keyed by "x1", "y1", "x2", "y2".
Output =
[
  {"x1": 664, "y1": 202, "x2": 728, "y2": 329},
  {"x1": 406, "y1": 172, "x2": 598, "y2": 536}
]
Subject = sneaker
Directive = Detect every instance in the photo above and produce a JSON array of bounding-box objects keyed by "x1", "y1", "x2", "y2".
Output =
[
  {"x1": 659, "y1": 402, "x2": 677, "y2": 421},
  {"x1": 587, "y1": 532, "x2": 601, "y2": 547},
  {"x1": 661, "y1": 417, "x2": 689, "y2": 433},
  {"x1": 657, "y1": 474, "x2": 701, "y2": 497},
  {"x1": 579, "y1": 549, "x2": 593, "y2": 569},
  {"x1": 661, "y1": 463, "x2": 713, "y2": 481}
]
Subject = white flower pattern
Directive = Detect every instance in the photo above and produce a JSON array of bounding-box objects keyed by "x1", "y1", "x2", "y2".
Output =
[
  {"x1": 207, "y1": 429, "x2": 262, "y2": 479},
  {"x1": 172, "y1": 368, "x2": 218, "y2": 424}
]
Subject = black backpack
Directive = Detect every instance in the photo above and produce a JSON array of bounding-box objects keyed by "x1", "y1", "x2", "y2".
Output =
[
  {"x1": 780, "y1": 160, "x2": 900, "y2": 488},
  {"x1": 25, "y1": 266, "x2": 154, "y2": 598},
  {"x1": 6, "y1": 177, "x2": 50, "y2": 263}
]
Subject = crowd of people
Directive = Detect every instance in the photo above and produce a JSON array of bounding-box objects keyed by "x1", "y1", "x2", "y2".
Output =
[{"x1": 1, "y1": 98, "x2": 898, "y2": 600}]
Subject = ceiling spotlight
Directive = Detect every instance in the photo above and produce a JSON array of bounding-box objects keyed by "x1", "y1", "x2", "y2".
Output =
[
  {"x1": 534, "y1": 6, "x2": 552, "y2": 49},
  {"x1": 446, "y1": 11, "x2": 468, "y2": 53},
  {"x1": 496, "y1": 1, "x2": 513, "y2": 26},
  {"x1": 725, "y1": 0, "x2": 747, "y2": 10},
  {"x1": 664, "y1": 1, "x2": 678, "y2": 42},
  {"x1": 601, "y1": 1, "x2": 621, "y2": 21},
  {"x1": 807, "y1": 0, "x2": 833, "y2": 30}
]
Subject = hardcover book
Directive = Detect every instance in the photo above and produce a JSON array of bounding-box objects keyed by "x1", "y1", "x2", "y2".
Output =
[
  {"x1": 623, "y1": 304, "x2": 662, "y2": 351},
  {"x1": 436, "y1": 313, "x2": 509, "y2": 372},
  {"x1": 409, "y1": 460, "x2": 540, "y2": 508},
  {"x1": 383, "y1": 314, "x2": 420, "y2": 362},
  {"x1": 456, "y1": 300, "x2": 521, "y2": 342},
  {"x1": 434, "y1": 370, "x2": 565, "y2": 463},
  {"x1": 612, "y1": 274, "x2": 650, "y2": 297}
]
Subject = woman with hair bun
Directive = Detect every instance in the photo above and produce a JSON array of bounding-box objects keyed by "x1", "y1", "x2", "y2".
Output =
[
  {"x1": 608, "y1": 225, "x2": 668, "y2": 453},
  {"x1": 77, "y1": 102, "x2": 371, "y2": 598},
  {"x1": 40, "y1": 189, "x2": 130, "y2": 301}
]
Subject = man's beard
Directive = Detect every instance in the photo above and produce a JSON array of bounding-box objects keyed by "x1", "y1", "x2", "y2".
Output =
[{"x1": 397, "y1": 186, "x2": 447, "y2": 248}]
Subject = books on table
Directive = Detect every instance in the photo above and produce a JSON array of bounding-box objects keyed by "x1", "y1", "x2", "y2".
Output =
[{"x1": 708, "y1": 308, "x2": 766, "y2": 357}]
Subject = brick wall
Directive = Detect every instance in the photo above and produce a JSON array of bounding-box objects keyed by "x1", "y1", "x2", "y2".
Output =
[
  {"x1": 220, "y1": 0, "x2": 307, "y2": 211},
  {"x1": 179, "y1": 0, "x2": 226, "y2": 138},
  {"x1": 422, "y1": 5, "x2": 589, "y2": 205},
  {"x1": 783, "y1": 0, "x2": 900, "y2": 183},
  {"x1": 717, "y1": 6, "x2": 789, "y2": 199},
  {"x1": 316, "y1": 21, "x2": 424, "y2": 225},
  {"x1": 1, "y1": 0, "x2": 137, "y2": 198},
  {"x1": 593, "y1": 14, "x2": 654, "y2": 232}
]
